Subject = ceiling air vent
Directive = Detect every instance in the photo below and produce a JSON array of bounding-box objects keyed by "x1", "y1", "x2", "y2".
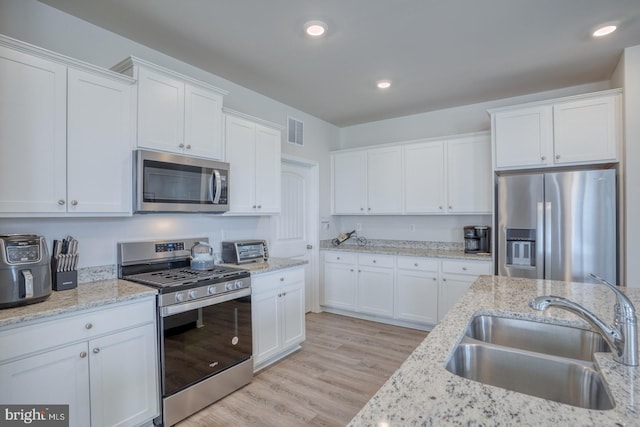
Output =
[{"x1": 287, "y1": 117, "x2": 304, "y2": 146}]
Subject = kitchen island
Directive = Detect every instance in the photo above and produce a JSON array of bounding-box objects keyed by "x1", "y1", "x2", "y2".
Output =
[{"x1": 349, "y1": 275, "x2": 640, "y2": 426}]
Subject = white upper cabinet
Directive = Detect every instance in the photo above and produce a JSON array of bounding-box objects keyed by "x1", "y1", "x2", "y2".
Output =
[
  {"x1": 446, "y1": 133, "x2": 492, "y2": 214},
  {"x1": 67, "y1": 68, "x2": 134, "y2": 214},
  {"x1": 0, "y1": 44, "x2": 67, "y2": 214},
  {"x1": 332, "y1": 146, "x2": 402, "y2": 215},
  {"x1": 332, "y1": 132, "x2": 491, "y2": 215},
  {"x1": 332, "y1": 151, "x2": 367, "y2": 214},
  {"x1": 491, "y1": 90, "x2": 621, "y2": 170},
  {"x1": 0, "y1": 37, "x2": 135, "y2": 216},
  {"x1": 367, "y1": 146, "x2": 403, "y2": 214},
  {"x1": 113, "y1": 57, "x2": 227, "y2": 160},
  {"x1": 403, "y1": 141, "x2": 445, "y2": 214},
  {"x1": 224, "y1": 114, "x2": 281, "y2": 215}
]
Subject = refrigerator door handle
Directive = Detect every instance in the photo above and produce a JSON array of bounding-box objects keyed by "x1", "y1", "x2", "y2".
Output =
[
  {"x1": 543, "y1": 201, "x2": 552, "y2": 279},
  {"x1": 536, "y1": 201, "x2": 545, "y2": 279}
]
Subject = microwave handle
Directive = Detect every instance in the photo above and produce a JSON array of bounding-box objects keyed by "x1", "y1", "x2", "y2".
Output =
[{"x1": 209, "y1": 170, "x2": 222, "y2": 204}]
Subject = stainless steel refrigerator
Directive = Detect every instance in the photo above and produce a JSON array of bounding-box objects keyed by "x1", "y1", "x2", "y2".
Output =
[{"x1": 496, "y1": 168, "x2": 617, "y2": 285}]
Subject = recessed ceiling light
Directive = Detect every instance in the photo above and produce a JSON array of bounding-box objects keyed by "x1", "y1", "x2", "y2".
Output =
[
  {"x1": 376, "y1": 80, "x2": 392, "y2": 89},
  {"x1": 304, "y1": 20, "x2": 327, "y2": 37},
  {"x1": 592, "y1": 23, "x2": 618, "y2": 37}
]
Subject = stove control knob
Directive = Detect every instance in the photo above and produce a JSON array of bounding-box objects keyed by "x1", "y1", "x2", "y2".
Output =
[
  {"x1": 208, "y1": 286, "x2": 217, "y2": 295},
  {"x1": 175, "y1": 292, "x2": 185, "y2": 302},
  {"x1": 235, "y1": 280, "x2": 243, "y2": 289},
  {"x1": 189, "y1": 290, "x2": 198, "y2": 299},
  {"x1": 225, "y1": 282, "x2": 234, "y2": 291}
]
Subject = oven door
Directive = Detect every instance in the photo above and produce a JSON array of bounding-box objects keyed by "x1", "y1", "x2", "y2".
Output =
[{"x1": 159, "y1": 289, "x2": 252, "y2": 397}]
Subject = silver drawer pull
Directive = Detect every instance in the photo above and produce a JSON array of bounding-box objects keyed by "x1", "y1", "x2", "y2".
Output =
[
  {"x1": 85, "y1": 323, "x2": 93, "y2": 330},
  {"x1": 80, "y1": 351, "x2": 87, "y2": 358},
  {"x1": 93, "y1": 348, "x2": 100, "y2": 354}
]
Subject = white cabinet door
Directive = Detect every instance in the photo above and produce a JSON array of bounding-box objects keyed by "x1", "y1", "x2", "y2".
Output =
[
  {"x1": 0, "y1": 342, "x2": 91, "y2": 427},
  {"x1": 493, "y1": 105, "x2": 553, "y2": 169},
  {"x1": 322, "y1": 261, "x2": 357, "y2": 310},
  {"x1": 281, "y1": 281, "x2": 306, "y2": 349},
  {"x1": 137, "y1": 66, "x2": 185, "y2": 153},
  {"x1": 184, "y1": 84, "x2": 224, "y2": 160},
  {"x1": 367, "y1": 146, "x2": 402, "y2": 214},
  {"x1": 553, "y1": 94, "x2": 618, "y2": 164},
  {"x1": 225, "y1": 115, "x2": 281, "y2": 214},
  {"x1": 254, "y1": 125, "x2": 281, "y2": 213},
  {"x1": 0, "y1": 46, "x2": 67, "y2": 213},
  {"x1": 403, "y1": 141, "x2": 446, "y2": 214},
  {"x1": 67, "y1": 68, "x2": 133, "y2": 214},
  {"x1": 332, "y1": 151, "x2": 367, "y2": 214},
  {"x1": 447, "y1": 134, "x2": 492, "y2": 214},
  {"x1": 438, "y1": 275, "x2": 474, "y2": 322},
  {"x1": 357, "y1": 265, "x2": 395, "y2": 316},
  {"x1": 252, "y1": 289, "x2": 282, "y2": 364},
  {"x1": 395, "y1": 269, "x2": 439, "y2": 324},
  {"x1": 89, "y1": 323, "x2": 159, "y2": 427},
  {"x1": 225, "y1": 115, "x2": 257, "y2": 213}
]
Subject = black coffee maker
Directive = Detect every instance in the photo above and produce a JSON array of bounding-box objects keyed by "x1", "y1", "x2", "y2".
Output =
[{"x1": 464, "y1": 226, "x2": 491, "y2": 254}]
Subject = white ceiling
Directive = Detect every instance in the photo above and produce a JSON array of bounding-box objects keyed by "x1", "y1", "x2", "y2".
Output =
[{"x1": 39, "y1": 0, "x2": 640, "y2": 127}]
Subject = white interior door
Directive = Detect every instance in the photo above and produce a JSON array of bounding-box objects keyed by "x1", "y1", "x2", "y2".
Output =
[{"x1": 270, "y1": 158, "x2": 319, "y2": 312}]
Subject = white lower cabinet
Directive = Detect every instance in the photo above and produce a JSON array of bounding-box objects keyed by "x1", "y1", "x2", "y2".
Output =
[
  {"x1": 395, "y1": 257, "x2": 439, "y2": 324},
  {"x1": 438, "y1": 259, "x2": 493, "y2": 321},
  {"x1": 252, "y1": 267, "x2": 305, "y2": 371},
  {"x1": 0, "y1": 298, "x2": 159, "y2": 427},
  {"x1": 322, "y1": 250, "x2": 492, "y2": 327}
]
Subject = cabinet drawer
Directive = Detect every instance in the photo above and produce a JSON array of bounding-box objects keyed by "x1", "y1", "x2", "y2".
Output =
[
  {"x1": 0, "y1": 298, "x2": 155, "y2": 362},
  {"x1": 441, "y1": 259, "x2": 492, "y2": 276},
  {"x1": 358, "y1": 253, "x2": 394, "y2": 268},
  {"x1": 323, "y1": 251, "x2": 357, "y2": 265},
  {"x1": 397, "y1": 256, "x2": 438, "y2": 271},
  {"x1": 253, "y1": 267, "x2": 305, "y2": 294}
]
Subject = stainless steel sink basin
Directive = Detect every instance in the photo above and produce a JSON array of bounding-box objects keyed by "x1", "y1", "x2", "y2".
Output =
[
  {"x1": 464, "y1": 315, "x2": 610, "y2": 361},
  {"x1": 446, "y1": 342, "x2": 615, "y2": 410}
]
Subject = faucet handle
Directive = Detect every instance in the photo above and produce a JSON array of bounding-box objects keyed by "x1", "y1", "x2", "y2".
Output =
[{"x1": 590, "y1": 273, "x2": 637, "y2": 321}]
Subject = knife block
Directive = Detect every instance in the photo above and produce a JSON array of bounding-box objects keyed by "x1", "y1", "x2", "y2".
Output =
[{"x1": 51, "y1": 258, "x2": 78, "y2": 291}]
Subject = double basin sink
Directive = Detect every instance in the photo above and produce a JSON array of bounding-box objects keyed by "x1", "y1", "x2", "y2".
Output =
[{"x1": 445, "y1": 314, "x2": 614, "y2": 410}]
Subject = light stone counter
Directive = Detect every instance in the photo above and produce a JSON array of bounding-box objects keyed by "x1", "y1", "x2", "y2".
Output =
[
  {"x1": 219, "y1": 257, "x2": 307, "y2": 274},
  {"x1": 0, "y1": 279, "x2": 157, "y2": 328},
  {"x1": 320, "y1": 240, "x2": 492, "y2": 261},
  {"x1": 349, "y1": 275, "x2": 640, "y2": 426}
]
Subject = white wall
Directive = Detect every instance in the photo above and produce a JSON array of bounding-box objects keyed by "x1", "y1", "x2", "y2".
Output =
[{"x1": 0, "y1": 0, "x2": 341, "y2": 268}]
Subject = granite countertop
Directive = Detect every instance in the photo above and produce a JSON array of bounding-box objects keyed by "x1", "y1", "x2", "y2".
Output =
[
  {"x1": 349, "y1": 275, "x2": 640, "y2": 426},
  {"x1": 219, "y1": 257, "x2": 307, "y2": 274},
  {"x1": 0, "y1": 279, "x2": 157, "y2": 328},
  {"x1": 321, "y1": 243, "x2": 492, "y2": 261}
]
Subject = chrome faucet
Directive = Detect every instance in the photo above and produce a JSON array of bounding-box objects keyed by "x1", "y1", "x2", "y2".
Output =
[{"x1": 529, "y1": 273, "x2": 638, "y2": 366}]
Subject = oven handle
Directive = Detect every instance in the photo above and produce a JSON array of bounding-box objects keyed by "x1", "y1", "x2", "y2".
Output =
[{"x1": 160, "y1": 288, "x2": 251, "y2": 317}]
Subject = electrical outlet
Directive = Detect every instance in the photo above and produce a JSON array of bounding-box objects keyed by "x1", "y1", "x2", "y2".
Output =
[
  {"x1": 356, "y1": 223, "x2": 362, "y2": 231},
  {"x1": 410, "y1": 224, "x2": 416, "y2": 232}
]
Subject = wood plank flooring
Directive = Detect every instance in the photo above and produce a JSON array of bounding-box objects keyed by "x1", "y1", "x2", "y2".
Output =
[{"x1": 176, "y1": 312, "x2": 428, "y2": 427}]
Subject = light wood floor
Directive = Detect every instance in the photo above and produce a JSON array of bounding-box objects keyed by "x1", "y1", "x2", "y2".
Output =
[{"x1": 176, "y1": 312, "x2": 428, "y2": 427}]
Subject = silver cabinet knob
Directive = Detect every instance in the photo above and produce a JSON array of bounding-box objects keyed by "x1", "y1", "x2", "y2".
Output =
[
  {"x1": 179, "y1": 143, "x2": 185, "y2": 148},
  {"x1": 71, "y1": 200, "x2": 78, "y2": 206},
  {"x1": 350, "y1": 269, "x2": 354, "y2": 272},
  {"x1": 432, "y1": 277, "x2": 437, "y2": 281},
  {"x1": 93, "y1": 348, "x2": 100, "y2": 354},
  {"x1": 414, "y1": 263, "x2": 419, "y2": 267},
  {"x1": 337, "y1": 256, "x2": 340, "y2": 260},
  {"x1": 541, "y1": 156, "x2": 546, "y2": 161},
  {"x1": 252, "y1": 205, "x2": 257, "y2": 208},
  {"x1": 85, "y1": 323, "x2": 93, "y2": 330},
  {"x1": 358, "y1": 269, "x2": 362, "y2": 273},
  {"x1": 367, "y1": 207, "x2": 371, "y2": 211},
  {"x1": 278, "y1": 293, "x2": 282, "y2": 297},
  {"x1": 58, "y1": 199, "x2": 65, "y2": 206},
  {"x1": 448, "y1": 206, "x2": 452, "y2": 210},
  {"x1": 186, "y1": 144, "x2": 191, "y2": 149},
  {"x1": 280, "y1": 277, "x2": 284, "y2": 282},
  {"x1": 556, "y1": 155, "x2": 560, "y2": 160},
  {"x1": 442, "y1": 278, "x2": 447, "y2": 282},
  {"x1": 257, "y1": 205, "x2": 262, "y2": 209},
  {"x1": 462, "y1": 267, "x2": 467, "y2": 271},
  {"x1": 439, "y1": 206, "x2": 443, "y2": 210},
  {"x1": 80, "y1": 351, "x2": 87, "y2": 358},
  {"x1": 282, "y1": 292, "x2": 287, "y2": 297},
  {"x1": 360, "y1": 207, "x2": 364, "y2": 211},
  {"x1": 373, "y1": 260, "x2": 377, "y2": 263}
]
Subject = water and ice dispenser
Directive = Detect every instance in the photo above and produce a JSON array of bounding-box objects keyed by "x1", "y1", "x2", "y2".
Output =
[{"x1": 505, "y1": 229, "x2": 536, "y2": 268}]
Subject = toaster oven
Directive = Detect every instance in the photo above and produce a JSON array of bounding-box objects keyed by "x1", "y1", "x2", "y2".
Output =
[{"x1": 221, "y1": 240, "x2": 268, "y2": 264}]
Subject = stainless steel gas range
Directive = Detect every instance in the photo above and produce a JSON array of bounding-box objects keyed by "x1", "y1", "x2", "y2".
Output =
[{"x1": 118, "y1": 238, "x2": 253, "y2": 427}]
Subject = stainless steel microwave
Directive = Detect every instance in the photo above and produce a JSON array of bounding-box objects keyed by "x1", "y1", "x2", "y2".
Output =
[{"x1": 134, "y1": 150, "x2": 230, "y2": 213}]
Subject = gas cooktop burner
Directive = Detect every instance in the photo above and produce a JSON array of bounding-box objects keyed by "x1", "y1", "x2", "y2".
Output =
[{"x1": 127, "y1": 266, "x2": 246, "y2": 287}]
